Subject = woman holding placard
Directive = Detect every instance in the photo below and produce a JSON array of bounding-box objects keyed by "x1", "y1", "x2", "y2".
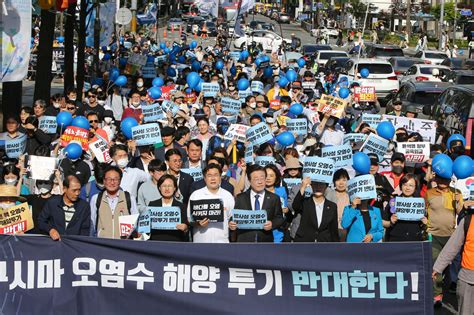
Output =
[
  {"x1": 341, "y1": 196, "x2": 384, "y2": 243},
  {"x1": 148, "y1": 175, "x2": 189, "y2": 242},
  {"x1": 382, "y1": 174, "x2": 427, "y2": 242}
]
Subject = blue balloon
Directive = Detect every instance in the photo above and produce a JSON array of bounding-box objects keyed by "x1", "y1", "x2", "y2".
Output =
[
  {"x1": 255, "y1": 57, "x2": 263, "y2": 67},
  {"x1": 297, "y1": 58, "x2": 306, "y2": 68},
  {"x1": 230, "y1": 66, "x2": 237, "y2": 76},
  {"x1": 432, "y1": 153, "x2": 453, "y2": 179},
  {"x1": 261, "y1": 55, "x2": 270, "y2": 63},
  {"x1": 447, "y1": 134, "x2": 466, "y2": 150},
  {"x1": 360, "y1": 68, "x2": 370, "y2": 78},
  {"x1": 92, "y1": 77, "x2": 104, "y2": 86},
  {"x1": 286, "y1": 69, "x2": 297, "y2": 82},
  {"x1": 338, "y1": 87, "x2": 350, "y2": 99},
  {"x1": 278, "y1": 76, "x2": 289, "y2": 88},
  {"x1": 103, "y1": 53, "x2": 111, "y2": 61},
  {"x1": 453, "y1": 155, "x2": 473, "y2": 179},
  {"x1": 192, "y1": 60, "x2": 201, "y2": 71},
  {"x1": 276, "y1": 132, "x2": 295, "y2": 147},
  {"x1": 376, "y1": 121, "x2": 395, "y2": 140},
  {"x1": 352, "y1": 152, "x2": 371, "y2": 175},
  {"x1": 167, "y1": 67, "x2": 177, "y2": 77},
  {"x1": 194, "y1": 79, "x2": 203, "y2": 92},
  {"x1": 114, "y1": 75, "x2": 127, "y2": 87},
  {"x1": 121, "y1": 117, "x2": 139, "y2": 139},
  {"x1": 119, "y1": 58, "x2": 127, "y2": 67},
  {"x1": 110, "y1": 67, "x2": 119, "y2": 81},
  {"x1": 289, "y1": 103, "x2": 304, "y2": 115},
  {"x1": 190, "y1": 41, "x2": 198, "y2": 49},
  {"x1": 164, "y1": 48, "x2": 170, "y2": 54},
  {"x1": 64, "y1": 143, "x2": 82, "y2": 160},
  {"x1": 148, "y1": 87, "x2": 162, "y2": 99},
  {"x1": 152, "y1": 77, "x2": 164, "y2": 87},
  {"x1": 216, "y1": 59, "x2": 224, "y2": 70},
  {"x1": 71, "y1": 116, "x2": 90, "y2": 130},
  {"x1": 264, "y1": 66, "x2": 273, "y2": 78},
  {"x1": 56, "y1": 111, "x2": 73, "y2": 128},
  {"x1": 237, "y1": 78, "x2": 250, "y2": 91},
  {"x1": 187, "y1": 72, "x2": 201, "y2": 89},
  {"x1": 240, "y1": 50, "x2": 249, "y2": 60},
  {"x1": 160, "y1": 42, "x2": 166, "y2": 50},
  {"x1": 57, "y1": 36, "x2": 64, "y2": 43}
]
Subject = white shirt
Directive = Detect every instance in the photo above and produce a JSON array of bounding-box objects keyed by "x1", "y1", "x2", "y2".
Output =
[
  {"x1": 315, "y1": 200, "x2": 324, "y2": 228},
  {"x1": 319, "y1": 129, "x2": 344, "y2": 146},
  {"x1": 120, "y1": 167, "x2": 150, "y2": 199},
  {"x1": 187, "y1": 186, "x2": 234, "y2": 243},
  {"x1": 250, "y1": 190, "x2": 266, "y2": 211}
]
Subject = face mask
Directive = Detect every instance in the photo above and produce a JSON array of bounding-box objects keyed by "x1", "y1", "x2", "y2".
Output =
[
  {"x1": 70, "y1": 158, "x2": 79, "y2": 162},
  {"x1": 96, "y1": 183, "x2": 105, "y2": 189},
  {"x1": 69, "y1": 97, "x2": 76, "y2": 101},
  {"x1": 281, "y1": 104, "x2": 289, "y2": 111},
  {"x1": 53, "y1": 102, "x2": 61, "y2": 109},
  {"x1": 116, "y1": 158, "x2": 129, "y2": 168},
  {"x1": 5, "y1": 178, "x2": 17, "y2": 186},
  {"x1": 392, "y1": 165, "x2": 404, "y2": 175},
  {"x1": 229, "y1": 86, "x2": 235, "y2": 91},
  {"x1": 452, "y1": 146, "x2": 465, "y2": 155},
  {"x1": 38, "y1": 185, "x2": 53, "y2": 194},
  {"x1": 249, "y1": 102, "x2": 256, "y2": 109},
  {"x1": 266, "y1": 118, "x2": 275, "y2": 124},
  {"x1": 104, "y1": 117, "x2": 113, "y2": 124},
  {"x1": 131, "y1": 101, "x2": 141, "y2": 108},
  {"x1": 98, "y1": 100, "x2": 106, "y2": 106},
  {"x1": 0, "y1": 203, "x2": 14, "y2": 209},
  {"x1": 137, "y1": 82, "x2": 144, "y2": 88}
]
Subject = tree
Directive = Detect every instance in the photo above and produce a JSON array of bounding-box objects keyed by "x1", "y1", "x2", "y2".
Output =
[{"x1": 431, "y1": 1, "x2": 456, "y2": 23}]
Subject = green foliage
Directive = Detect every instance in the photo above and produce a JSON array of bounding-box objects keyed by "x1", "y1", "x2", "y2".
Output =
[{"x1": 431, "y1": 1, "x2": 456, "y2": 23}]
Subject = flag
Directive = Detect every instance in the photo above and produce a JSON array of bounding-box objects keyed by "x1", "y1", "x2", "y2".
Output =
[{"x1": 195, "y1": 0, "x2": 219, "y2": 17}]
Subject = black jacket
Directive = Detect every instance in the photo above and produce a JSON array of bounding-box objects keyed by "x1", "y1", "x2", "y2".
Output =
[
  {"x1": 178, "y1": 171, "x2": 194, "y2": 207},
  {"x1": 148, "y1": 198, "x2": 189, "y2": 242},
  {"x1": 59, "y1": 158, "x2": 91, "y2": 186},
  {"x1": 292, "y1": 191, "x2": 340, "y2": 242},
  {"x1": 233, "y1": 189, "x2": 284, "y2": 242},
  {"x1": 38, "y1": 195, "x2": 91, "y2": 236}
]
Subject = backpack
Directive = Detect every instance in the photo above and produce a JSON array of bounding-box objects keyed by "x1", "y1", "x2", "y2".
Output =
[{"x1": 95, "y1": 190, "x2": 132, "y2": 230}]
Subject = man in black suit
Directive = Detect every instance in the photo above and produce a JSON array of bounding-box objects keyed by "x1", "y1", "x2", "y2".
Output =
[
  {"x1": 165, "y1": 149, "x2": 194, "y2": 206},
  {"x1": 292, "y1": 177, "x2": 339, "y2": 242},
  {"x1": 230, "y1": 165, "x2": 284, "y2": 242},
  {"x1": 154, "y1": 126, "x2": 188, "y2": 164}
]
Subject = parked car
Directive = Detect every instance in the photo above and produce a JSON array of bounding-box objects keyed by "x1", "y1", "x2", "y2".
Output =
[
  {"x1": 310, "y1": 26, "x2": 339, "y2": 38},
  {"x1": 314, "y1": 50, "x2": 349, "y2": 68},
  {"x1": 198, "y1": 21, "x2": 218, "y2": 37},
  {"x1": 325, "y1": 56, "x2": 351, "y2": 73},
  {"x1": 301, "y1": 44, "x2": 332, "y2": 58},
  {"x1": 388, "y1": 57, "x2": 426, "y2": 78},
  {"x1": 364, "y1": 44, "x2": 404, "y2": 60},
  {"x1": 443, "y1": 70, "x2": 474, "y2": 84},
  {"x1": 186, "y1": 16, "x2": 205, "y2": 33},
  {"x1": 425, "y1": 85, "x2": 474, "y2": 157},
  {"x1": 278, "y1": 13, "x2": 291, "y2": 23},
  {"x1": 385, "y1": 81, "x2": 452, "y2": 114},
  {"x1": 400, "y1": 64, "x2": 451, "y2": 83},
  {"x1": 440, "y1": 58, "x2": 474, "y2": 70},
  {"x1": 249, "y1": 20, "x2": 275, "y2": 32},
  {"x1": 234, "y1": 30, "x2": 291, "y2": 51},
  {"x1": 413, "y1": 50, "x2": 449, "y2": 65},
  {"x1": 167, "y1": 18, "x2": 184, "y2": 31},
  {"x1": 339, "y1": 58, "x2": 399, "y2": 101}
]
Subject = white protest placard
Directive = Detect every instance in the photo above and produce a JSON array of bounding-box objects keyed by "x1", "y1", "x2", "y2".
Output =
[
  {"x1": 286, "y1": 118, "x2": 308, "y2": 136},
  {"x1": 344, "y1": 133, "x2": 367, "y2": 145},
  {"x1": 89, "y1": 138, "x2": 112, "y2": 163},
  {"x1": 224, "y1": 124, "x2": 249, "y2": 143},
  {"x1": 361, "y1": 113, "x2": 381, "y2": 129},
  {"x1": 316, "y1": 95, "x2": 347, "y2": 118},
  {"x1": 347, "y1": 174, "x2": 377, "y2": 201},
  {"x1": 181, "y1": 168, "x2": 203, "y2": 181},
  {"x1": 394, "y1": 197, "x2": 425, "y2": 221},
  {"x1": 161, "y1": 100, "x2": 180, "y2": 116},
  {"x1": 360, "y1": 133, "x2": 390, "y2": 161},
  {"x1": 137, "y1": 210, "x2": 151, "y2": 233},
  {"x1": 142, "y1": 60, "x2": 157, "y2": 78},
  {"x1": 302, "y1": 156, "x2": 335, "y2": 184},
  {"x1": 118, "y1": 214, "x2": 139, "y2": 238},
  {"x1": 321, "y1": 144, "x2": 353, "y2": 169},
  {"x1": 251, "y1": 81, "x2": 264, "y2": 95},
  {"x1": 397, "y1": 142, "x2": 430, "y2": 164},
  {"x1": 283, "y1": 178, "x2": 302, "y2": 192},
  {"x1": 155, "y1": 54, "x2": 168, "y2": 64},
  {"x1": 5, "y1": 135, "x2": 27, "y2": 159},
  {"x1": 254, "y1": 156, "x2": 276, "y2": 167},
  {"x1": 302, "y1": 81, "x2": 316, "y2": 89},
  {"x1": 450, "y1": 177, "x2": 474, "y2": 200},
  {"x1": 142, "y1": 103, "x2": 165, "y2": 122},
  {"x1": 202, "y1": 83, "x2": 220, "y2": 97},
  {"x1": 246, "y1": 122, "x2": 273, "y2": 146},
  {"x1": 232, "y1": 209, "x2": 267, "y2": 229},
  {"x1": 221, "y1": 97, "x2": 242, "y2": 115},
  {"x1": 38, "y1": 116, "x2": 58, "y2": 134},
  {"x1": 382, "y1": 115, "x2": 437, "y2": 143},
  {"x1": 150, "y1": 207, "x2": 181, "y2": 230},
  {"x1": 238, "y1": 88, "x2": 253, "y2": 100},
  {"x1": 131, "y1": 123, "x2": 162, "y2": 146},
  {"x1": 229, "y1": 51, "x2": 241, "y2": 61},
  {"x1": 245, "y1": 144, "x2": 254, "y2": 164},
  {"x1": 28, "y1": 156, "x2": 57, "y2": 180}
]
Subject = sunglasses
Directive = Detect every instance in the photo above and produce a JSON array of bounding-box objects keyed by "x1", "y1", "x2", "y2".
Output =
[
  {"x1": 88, "y1": 95, "x2": 96, "y2": 98},
  {"x1": 89, "y1": 120, "x2": 99, "y2": 123},
  {"x1": 67, "y1": 107, "x2": 76, "y2": 110}
]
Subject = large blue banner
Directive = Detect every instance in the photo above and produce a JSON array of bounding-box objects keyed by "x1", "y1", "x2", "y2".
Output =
[{"x1": 0, "y1": 236, "x2": 432, "y2": 314}]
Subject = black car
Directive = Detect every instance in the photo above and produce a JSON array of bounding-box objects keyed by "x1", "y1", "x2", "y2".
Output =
[
  {"x1": 364, "y1": 44, "x2": 404, "y2": 59},
  {"x1": 440, "y1": 58, "x2": 474, "y2": 70},
  {"x1": 385, "y1": 81, "x2": 452, "y2": 114},
  {"x1": 325, "y1": 56, "x2": 350, "y2": 72},
  {"x1": 186, "y1": 16, "x2": 205, "y2": 33},
  {"x1": 301, "y1": 44, "x2": 331, "y2": 58},
  {"x1": 388, "y1": 57, "x2": 425, "y2": 78},
  {"x1": 443, "y1": 70, "x2": 474, "y2": 84}
]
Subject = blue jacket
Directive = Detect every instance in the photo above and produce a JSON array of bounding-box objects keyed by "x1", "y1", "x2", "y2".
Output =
[
  {"x1": 341, "y1": 205, "x2": 384, "y2": 243},
  {"x1": 38, "y1": 195, "x2": 91, "y2": 236}
]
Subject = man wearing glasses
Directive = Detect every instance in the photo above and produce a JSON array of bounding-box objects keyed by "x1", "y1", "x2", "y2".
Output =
[
  {"x1": 87, "y1": 112, "x2": 109, "y2": 143},
  {"x1": 83, "y1": 88, "x2": 105, "y2": 120},
  {"x1": 89, "y1": 165, "x2": 138, "y2": 239}
]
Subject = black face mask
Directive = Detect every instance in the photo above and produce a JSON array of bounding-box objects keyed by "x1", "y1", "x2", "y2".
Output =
[{"x1": 452, "y1": 146, "x2": 465, "y2": 155}]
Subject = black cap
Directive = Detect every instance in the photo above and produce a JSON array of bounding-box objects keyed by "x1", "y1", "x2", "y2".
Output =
[
  {"x1": 367, "y1": 153, "x2": 379, "y2": 165},
  {"x1": 391, "y1": 152, "x2": 406, "y2": 163},
  {"x1": 161, "y1": 126, "x2": 175, "y2": 137}
]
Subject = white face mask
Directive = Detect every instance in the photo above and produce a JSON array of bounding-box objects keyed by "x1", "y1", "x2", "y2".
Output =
[
  {"x1": 98, "y1": 100, "x2": 105, "y2": 106},
  {"x1": 39, "y1": 187, "x2": 52, "y2": 194},
  {"x1": 266, "y1": 118, "x2": 275, "y2": 124},
  {"x1": 104, "y1": 117, "x2": 113, "y2": 124},
  {"x1": 131, "y1": 101, "x2": 140, "y2": 108},
  {"x1": 249, "y1": 102, "x2": 256, "y2": 109},
  {"x1": 0, "y1": 203, "x2": 14, "y2": 209},
  {"x1": 116, "y1": 158, "x2": 128, "y2": 168},
  {"x1": 5, "y1": 178, "x2": 18, "y2": 186},
  {"x1": 69, "y1": 97, "x2": 76, "y2": 101},
  {"x1": 53, "y1": 102, "x2": 61, "y2": 109},
  {"x1": 137, "y1": 82, "x2": 144, "y2": 88}
]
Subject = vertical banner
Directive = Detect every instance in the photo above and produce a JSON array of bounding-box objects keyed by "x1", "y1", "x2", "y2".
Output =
[
  {"x1": 99, "y1": 0, "x2": 117, "y2": 48},
  {"x1": 1, "y1": 0, "x2": 32, "y2": 82}
]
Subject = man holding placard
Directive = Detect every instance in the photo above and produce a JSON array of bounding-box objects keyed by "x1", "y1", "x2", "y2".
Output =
[{"x1": 230, "y1": 165, "x2": 284, "y2": 242}]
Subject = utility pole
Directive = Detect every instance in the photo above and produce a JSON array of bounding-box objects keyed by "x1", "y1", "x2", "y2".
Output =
[
  {"x1": 438, "y1": 0, "x2": 445, "y2": 49},
  {"x1": 452, "y1": 0, "x2": 457, "y2": 47},
  {"x1": 131, "y1": 0, "x2": 137, "y2": 33},
  {"x1": 406, "y1": 0, "x2": 411, "y2": 37}
]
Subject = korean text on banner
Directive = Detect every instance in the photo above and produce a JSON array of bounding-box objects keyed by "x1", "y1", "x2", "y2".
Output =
[
  {"x1": 38, "y1": 116, "x2": 58, "y2": 134},
  {"x1": 283, "y1": 178, "x2": 302, "y2": 192},
  {"x1": 347, "y1": 174, "x2": 377, "y2": 201},
  {"x1": 201, "y1": 83, "x2": 220, "y2": 97},
  {"x1": 161, "y1": 100, "x2": 180, "y2": 116},
  {"x1": 246, "y1": 122, "x2": 273, "y2": 146},
  {"x1": 302, "y1": 156, "x2": 335, "y2": 184},
  {"x1": 89, "y1": 139, "x2": 112, "y2": 163},
  {"x1": 5, "y1": 135, "x2": 27, "y2": 159},
  {"x1": 0, "y1": 203, "x2": 34, "y2": 234},
  {"x1": 221, "y1": 98, "x2": 242, "y2": 115},
  {"x1": 245, "y1": 144, "x2": 254, "y2": 165},
  {"x1": 321, "y1": 144, "x2": 353, "y2": 168},
  {"x1": 232, "y1": 209, "x2": 267, "y2": 229},
  {"x1": 397, "y1": 142, "x2": 430, "y2": 163},
  {"x1": 137, "y1": 210, "x2": 151, "y2": 233},
  {"x1": 190, "y1": 199, "x2": 224, "y2": 223},
  {"x1": 316, "y1": 95, "x2": 347, "y2": 118},
  {"x1": 254, "y1": 156, "x2": 276, "y2": 167},
  {"x1": 344, "y1": 133, "x2": 367, "y2": 145},
  {"x1": 361, "y1": 113, "x2": 381, "y2": 129},
  {"x1": 181, "y1": 168, "x2": 203, "y2": 181},
  {"x1": 119, "y1": 214, "x2": 139, "y2": 238},
  {"x1": 382, "y1": 115, "x2": 436, "y2": 143},
  {"x1": 61, "y1": 126, "x2": 89, "y2": 150},
  {"x1": 354, "y1": 86, "x2": 376, "y2": 103},
  {"x1": 150, "y1": 207, "x2": 181, "y2": 230},
  {"x1": 251, "y1": 81, "x2": 264, "y2": 95},
  {"x1": 28, "y1": 156, "x2": 58, "y2": 180},
  {"x1": 361, "y1": 133, "x2": 390, "y2": 161},
  {"x1": 142, "y1": 103, "x2": 165, "y2": 122},
  {"x1": 286, "y1": 119, "x2": 308, "y2": 136},
  {"x1": 132, "y1": 123, "x2": 162, "y2": 146},
  {"x1": 224, "y1": 124, "x2": 249, "y2": 143},
  {"x1": 394, "y1": 197, "x2": 425, "y2": 221}
]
